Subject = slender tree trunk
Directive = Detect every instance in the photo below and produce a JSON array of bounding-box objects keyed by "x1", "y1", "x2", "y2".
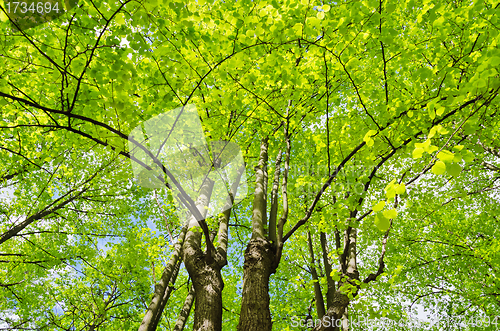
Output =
[
  {"x1": 313, "y1": 226, "x2": 358, "y2": 331},
  {"x1": 173, "y1": 284, "x2": 196, "y2": 331},
  {"x1": 139, "y1": 226, "x2": 187, "y2": 331},
  {"x1": 308, "y1": 231, "x2": 326, "y2": 319},
  {"x1": 320, "y1": 232, "x2": 336, "y2": 308},
  {"x1": 150, "y1": 260, "x2": 182, "y2": 328}
]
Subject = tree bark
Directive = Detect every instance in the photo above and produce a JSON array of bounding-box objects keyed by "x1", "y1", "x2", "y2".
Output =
[
  {"x1": 320, "y1": 232, "x2": 336, "y2": 308},
  {"x1": 139, "y1": 226, "x2": 187, "y2": 331},
  {"x1": 173, "y1": 284, "x2": 196, "y2": 331},
  {"x1": 237, "y1": 238, "x2": 275, "y2": 331},
  {"x1": 238, "y1": 138, "x2": 275, "y2": 331},
  {"x1": 312, "y1": 290, "x2": 350, "y2": 331},
  {"x1": 182, "y1": 178, "x2": 224, "y2": 331},
  {"x1": 308, "y1": 231, "x2": 326, "y2": 319},
  {"x1": 268, "y1": 151, "x2": 282, "y2": 245},
  {"x1": 150, "y1": 259, "x2": 182, "y2": 329},
  {"x1": 252, "y1": 137, "x2": 268, "y2": 240},
  {"x1": 182, "y1": 161, "x2": 245, "y2": 331}
]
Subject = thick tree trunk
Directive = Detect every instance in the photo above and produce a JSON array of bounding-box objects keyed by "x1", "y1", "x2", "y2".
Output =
[
  {"x1": 237, "y1": 238, "x2": 275, "y2": 331},
  {"x1": 312, "y1": 291, "x2": 350, "y2": 331},
  {"x1": 182, "y1": 178, "x2": 224, "y2": 331},
  {"x1": 184, "y1": 251, "x2": 223, "y2": 331}
]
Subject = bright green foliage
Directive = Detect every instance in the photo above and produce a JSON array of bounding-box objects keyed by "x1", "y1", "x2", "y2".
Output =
[
  {"x1": 375, "y1": 214, "x2": 391, "y2": 232},
  {"x1": 432, "y1": 160, "x2": 447, "y2": 175},
  {"x1": 1, "y1": 0, "x2": 499, "y2": 329}
]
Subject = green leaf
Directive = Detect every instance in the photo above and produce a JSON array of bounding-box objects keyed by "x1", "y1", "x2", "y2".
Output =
[
  {"x1": 383, "y1": 209, "x2": 398, "y2": 219},
  {"x1": 330, "y1": 270, "x2": 341, "y2": 282},
  {"x1": 412, "y1": 148, "x2": 424, "y2": 158},
  {"x1": 447, "y1": 163, "x2": 462, "y2": 177},
  {"x1": 433, "y1": 15, "x2": 445, "y2": 27},
  {"x1": 437, "y1": 150, "x2": 455, "y2": 162},
  {"x1": 436, "y1": 106, "x2": 445, "y2": 116},
  {"x1": 432, "y1": 161, "x2": 446, "y2": 175},
  {"x1": 490, "y1": 56, "x2": 500, "y2": 66},
  {"x1": 462, "y1": 150, "x2": 475, "y2": 162},
  {"x1": 374, "y1": 214, "x2": 390, "y2": 232},
  {"x1": 428, "y1": 108, "x2": 436, "y2": 120},
  {"x1": 395, "y1": 184, "x2": 406, "y2": 194},
  {"x1": 372, "y1": 201, "x2": 386, "y2": 212},
  {"x1": 293, "y1": 23, "x2": 303, "y2": 36},
  {"x1": 363, "y1": 129, "x2": 377, "y2": 142}
]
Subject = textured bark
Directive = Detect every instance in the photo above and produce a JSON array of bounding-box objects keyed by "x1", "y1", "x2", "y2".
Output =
[
  {"x1": 312, "y1": 291, "x2": 350, "y2": 331},
  {"x1": 150, "y1": 260, "x2": 182, "y2": 329},
  {"x1": 215, "y1": 163, "x2": 246, "y2": 267},
  {"x1": 237, "y1": 238, "x2": 275, "y2": 331},
  {"x1": 312, "y1": 224, "x2": 359, "y2": 331},
  {"x1": 341, "y1": 308, "x2": 349, "y2": 331},
  {"x1": 181, "y1": 161, "x2": 244, "y2": 331},
  {"x1": 345, "y1": 227, "x2": 359, "y2": 280},
  {"x1": 183, "y1": 224, "x2": 223, "y2": 331},
  {"x1": 308, "y1": 231, "x2": 326, "y2": 319},
  {"x1": 173, "y1": 285, "x2": 196, "y2": 331},
  {"x1": 320, "y1": 232, "x2": 336, "y2": 308},
  {"x1": 182, "y1": 178, "x2": 224, "y2": 331},
  {"x1": 252, "y1": 138, "x2": 268, "y2": 240},
  {"x1": 275, "y1": 113, "x2": 291, "y2": 269},
  {"x1": 268, "y1": 151, "x2": 282, "y2": 245},
  {"x1": 237, "y1": 137, "x2": 276, "y2": 331}
]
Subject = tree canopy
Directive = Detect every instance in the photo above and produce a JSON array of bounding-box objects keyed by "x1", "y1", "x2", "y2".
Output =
[{"x1": 1, "y1": 0, "x2": 499, "y2": 330}]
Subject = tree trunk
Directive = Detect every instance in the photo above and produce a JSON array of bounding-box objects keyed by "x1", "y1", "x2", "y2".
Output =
[
  {"x1": 182, "y1": 178, "x2": 225, "y2": 331},
  {"x1": 182, "y1": 158, "x2": 246, "y2": 331},
  {"x1": 312, "y1": 290, "x2": 350, "y2": 331},
  {"x1": 308, "y1": 231, "x2": 326, "y2": 318},
  {"x1": 184, "y1": 252, "x2": 223, "y2": 331},
  {"x1": 139, "y1": 226, "x2": 187, "y2": 331},
  {"x1": 237, "y1": 138, "x2": 276, "y2": 331},
  {"x1": 173, "y1": 284, "x2": 196, "y2": 331},
  {"x1": 314, "y1": 226, "x2": 358, "y2": 331},
  {"x1": 237, "y1": 237, "x2": 275, "y2": 331},
  {"x1": 320, "y1": 232, "x2": 336, "y2": 308}
]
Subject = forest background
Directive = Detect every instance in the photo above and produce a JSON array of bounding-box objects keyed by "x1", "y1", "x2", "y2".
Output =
[{"x1": 0, "y1": 0, "x2": 500, "y2": 330}]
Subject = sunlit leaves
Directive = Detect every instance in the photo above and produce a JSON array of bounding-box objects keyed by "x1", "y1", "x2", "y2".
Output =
[
  {"x1": 363, "y1": 129, "x2": 377, "y2": 147},
  {"x1": 437, "y1": 150, "x2": 455, "y2": 162},
  {"x1": 1, "y1": 0, "x2": 499, "y2": 328},
  {"x1": 372, "y1": 200, "x2": 385, "y2": 212},
  {"x1": 447, "y1": 162, "x2": 462, "y2": 177},
  {"x1": 383, "y1": 209, "x2": 398, "y2": 219},
  {"x1": 431, "y1": 160, "x2": 446, "y2": 175},
  {"x1": 374, "y1": 214, "x2": 390, "y2": 232}
]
